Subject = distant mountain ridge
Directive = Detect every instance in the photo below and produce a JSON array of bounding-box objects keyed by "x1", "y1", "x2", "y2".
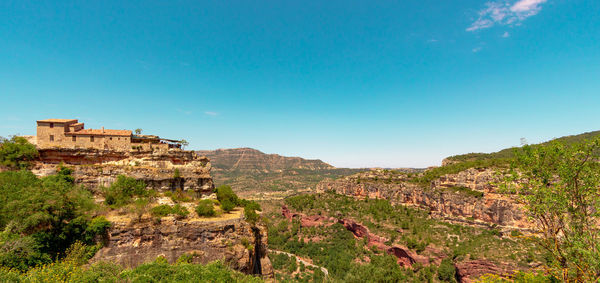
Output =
[{"x1": 196, "y1": 148, "x2": 335, "y2": 171}]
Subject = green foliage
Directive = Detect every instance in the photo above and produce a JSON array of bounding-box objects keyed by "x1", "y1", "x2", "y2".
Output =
[
  {"x1": 102, "y1": 175, "x2": 148, "y2": 208},
  {"x1": 151, "y1": 204, "x2": 190, "y2": 219},
  {"x1": 448, "y1": 130, "x2": 600, "y2": 163},
  {"x1": 164, "y1": 188, "x2": 194, "y2": 203},
  {"x1": 0, "y1": 170, "x2": 107, "y2": 271},
  {"x1": 244, "y1": 205, "x2": 259, "y2": 225},
  {"x1": 173, "y1": 168, "x2": 181, "y2": 178},
  {"x1": 505, "y1": 138, "x2": 600, "y2": 282},
  {"x1": 0, "y1": 259, "x2": 263, "y2": 282},
  {"x1": 195, "y1": 199, "x2": 216, "y2": 217},
  {"x1": 0, "y1": 136, "x2": 38, "y2": 170},
  {"x1": 437, "y1": 258, "x2": 456, "y2": 282},
  {"x1": 214, "y1": 185, "x2": 240, "y2": 205},
  {"x1": 221, "y1": 198, "x2": 236, "y2": 213}
]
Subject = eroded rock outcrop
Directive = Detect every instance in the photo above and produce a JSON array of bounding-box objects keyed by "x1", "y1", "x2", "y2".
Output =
[
  {"x1": 317, "y1": 168, "x2": 530, "y2": 230},
  {"x1": 31, "y1": 148, "x2": 214, "y2": 194},
  {"x1": 282, "y1": 205, "x2": 431, "y2": 267},
  {"x1": 91, "y1": 215, "x2": 273, "y2": 278},
  {"x1": 455, "y1": 259, "x2": 514, "y2": 283}
]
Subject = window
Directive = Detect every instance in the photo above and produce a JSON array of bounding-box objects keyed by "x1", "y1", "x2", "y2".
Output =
[
  {"x1": 72, "y1": 136, "x2": 76, "y2": 142},
  {"x1": 49, "y1": 123, "x2": 54, "y2": 128},
  {"x1": 49, "y1": 135, "x2": 54, "y2": 141},
  {"x1": 110, "y1": 137, "x2": 113, "y2": 140},
  {"x1": 90, "y1": 136, "x2": 94, "y2": 142}
]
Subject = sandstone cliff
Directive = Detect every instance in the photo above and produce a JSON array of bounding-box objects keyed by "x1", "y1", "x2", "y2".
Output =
[
  {"x1": 317, "y1": 168, "x2": 530, "y2": 230},
  {"x1": 91, "y1": 212, "x2": 273, "y2": 277},
  {"x1": 31, "y1": 148, "x2": 213, "y2": 194}
]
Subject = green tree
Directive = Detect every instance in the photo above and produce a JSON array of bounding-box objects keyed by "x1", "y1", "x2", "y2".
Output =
[
  {"x1": 179, "y1": 139, "x2": 189, "y2": 149},
  {"x1": 0, "y1": 170, "x2": 108, "y2": 271},
  {"x1": 0, "y1": 136, "x2": 38, "y2": 169},
  {"x1": 195, "y1": 200, "x2": 216, "y2": 217},
  {"x1": 134, "y1": 128, "x2": 142, "y2": 135},
  {"x1": 505, "y1": 139, "x2": 600, "y2": 281}
]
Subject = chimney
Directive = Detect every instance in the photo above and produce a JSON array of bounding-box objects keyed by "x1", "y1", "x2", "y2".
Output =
[{"x1": 101, "y1": 126, "x2": 104, "y2": 133}]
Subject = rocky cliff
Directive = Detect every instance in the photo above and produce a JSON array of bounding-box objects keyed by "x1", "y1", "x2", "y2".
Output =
[
  {"x1": 196, "y1": 148, "x2": 335, "y2": 171},
  {"x1": 317, "y1": 168, "x2": 530, "y2": 230},
  {"x1": 91, "y1": 213, "x2": 273, "y2": 278},
  {"x1": 31, "y1": 148, "x2": 214, "y2": 194}
]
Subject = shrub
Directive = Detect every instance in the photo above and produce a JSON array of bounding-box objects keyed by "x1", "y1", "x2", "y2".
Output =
[
  {"x1": 437, "y1": 258, "x2": 456, "y2": 282},
  {"x1": 150, "y1": 204, "x2": 189, "y2": 219},
  {"x1": 173, "y1": 168, "x2": 181, "y2": 178},
  {"x1": 0, "y1": 136, "x2": 38, "y2": 169},
  {"x1": 214, "y1": 185, "x2": 239, "y2": 206},
  {"x1": 196, "y1": 200, "x2": 216, "y2": 217},
  {"x1": 103, "y1": 175, "x2": 148, "y2": 208},
  {"x1": 221, "y1": 199, "x2": 235, "y2": 213},
  {"x1": 171, "y1": 204, "x2": 190, "y2": 219},
  {"x1": 151, "y1": 205, "x2": 173, "y2": 217}
]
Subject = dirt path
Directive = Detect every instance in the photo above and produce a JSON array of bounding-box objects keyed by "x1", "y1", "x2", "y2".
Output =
[{"x1": 269, "y1": 249, "x2": 329, "y2": 277}]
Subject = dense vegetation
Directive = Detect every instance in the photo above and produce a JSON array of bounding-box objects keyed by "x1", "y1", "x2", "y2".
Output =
[
  {"x1": 504, "y1": 138, "x2": 600, "y2": 281},
  {"x1": 0, "y1": 168, "x2": 110, "y2": 271},
  {"x1": 266, "y1": 192, "x2": 543, "y2": 282},
  {"x1": 0, "y1": 136, "x2": 38, "y2": 169},
  {"x1": 0, "y1": 253, "x2": 263, "y2": 282}
]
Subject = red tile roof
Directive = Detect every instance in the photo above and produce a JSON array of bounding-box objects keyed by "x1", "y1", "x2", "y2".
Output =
[
  {"x1": 68, "y1": 129, "x2": 132, "y2": 136},
  {"x1": 37, "y1": 119, "x2": 78, "y2": 123}
]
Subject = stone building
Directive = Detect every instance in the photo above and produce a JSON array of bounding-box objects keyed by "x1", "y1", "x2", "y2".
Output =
[{"x1": 35, "y1": 119, "x2": 181, "y2": 151}]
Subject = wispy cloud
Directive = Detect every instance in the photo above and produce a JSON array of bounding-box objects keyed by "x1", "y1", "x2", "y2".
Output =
[
  {"x1": 467, "y1": 0, "x2": 547, "y2": 32},
  {"x1": 204, "y1": 111, "x2": 218, "y2": 116},
  {"x1": 472, "y1": 47, "x2": 483, "y2": 53},
  {"x1": 502, "y1": 31, "x2": 510, "y2": 38},
  {"x1": 427, "y1": 39, "x2": 439, "y2": 43},
  {"x1": 176, "y1": 108, "x2": 193, "y2": 115}
]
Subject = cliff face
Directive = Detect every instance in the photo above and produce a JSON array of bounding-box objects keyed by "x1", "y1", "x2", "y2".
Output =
[
  {"x1": 31, "y1": 148, "x2": 213, "y2": 194},
  {"x1": 317, "y1": 168, "x2": 529, "y2": 230},
  {"x1": 90, "y1": 214, "x2": 273, "y2": 277},
  {"x1": 196, "y1": 148, "x2": 335, "y2": 171}
]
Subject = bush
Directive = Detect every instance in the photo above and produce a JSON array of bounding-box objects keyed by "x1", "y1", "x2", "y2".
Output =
[
  {"x1": 196, "y1": 200, "x2": 216, "y2": 217},
  {"x1": 0, "y1": 136, "x2": 38, "y2": 169},
  {"x1": 221, "y1": 198, "x2": 236, "y2": 213},
  {"x1": 151, "y1": 205, "x2": 173, "y2": 217},
  {"x1": 103, "y1": 175, "x2": 148, "y2": 208},
  {"x1": 438, "y1": 258, "x2": 456, "y2": 282},
  {"x1": 0, "y1": 170, "x2": 105, "y2": 271},
  {"x1": 214, "y1": 185, "x2": 240, "y2": 206},
  {"x1": 151, "y1": 204, "x2": 190, "y2": 219}
]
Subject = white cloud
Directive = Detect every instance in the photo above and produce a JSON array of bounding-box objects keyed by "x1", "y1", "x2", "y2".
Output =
[
  {"x1": 502, "y1": 31, "x2": 510, "y2": 37},
  {"x1": 472, "y1": 47, "x2": 483, "y2": 53},
  {"x1": 467, "y1": 0, "x2": 547, "y2": 32},
  {"x1": 204, "y1": 111, "x2": 218, "y2": 116}
]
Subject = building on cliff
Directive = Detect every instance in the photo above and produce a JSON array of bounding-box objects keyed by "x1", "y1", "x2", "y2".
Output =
[{"x1": 35, "y1": 119, "x2": 182, "y2": 151}]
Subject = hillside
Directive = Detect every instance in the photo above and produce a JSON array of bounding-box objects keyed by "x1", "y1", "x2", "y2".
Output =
[
  {"x1": 196, "y1": 148, "x2": 335, "y2": 171},
  {"x1": 445, "y1": 130, "x2": 600, "y2": 163},
  {"x1": 196, "y1": 148, "x2": 360, "y2": 199}
]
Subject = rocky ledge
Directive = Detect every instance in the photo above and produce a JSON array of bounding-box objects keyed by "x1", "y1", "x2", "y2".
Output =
[
  {"x1": 91, "y1": 213, "x2": 273, "y2": 278},
  {"x1": 31, "y1": 148, "x2": 214, "y2": 194},
  {"x1": 316, "y1": 168, "x2": 530, "y2": 230}
]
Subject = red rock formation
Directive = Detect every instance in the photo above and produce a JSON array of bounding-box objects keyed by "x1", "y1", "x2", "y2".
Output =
[
  {"x1": 282, "y1": 206, "x2": 431, "y2": 268},
  {"x1": 455, "y1": 259, "x2": 514, "y2": 283}
]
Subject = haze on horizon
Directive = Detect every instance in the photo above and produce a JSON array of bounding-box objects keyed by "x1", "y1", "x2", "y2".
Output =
[{"x1": 1, "y1": 0, "x2": 599, "y2": 168}]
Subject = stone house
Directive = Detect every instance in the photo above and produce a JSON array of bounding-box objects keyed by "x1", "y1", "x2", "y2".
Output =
[{"x1": 36, "y1": 119, "x2": 181, "y2": 151}]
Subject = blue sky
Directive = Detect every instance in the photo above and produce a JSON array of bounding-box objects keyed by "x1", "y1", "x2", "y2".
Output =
[{"x1": 1, "y1": 0, "x2": 599, "y2": 168}]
